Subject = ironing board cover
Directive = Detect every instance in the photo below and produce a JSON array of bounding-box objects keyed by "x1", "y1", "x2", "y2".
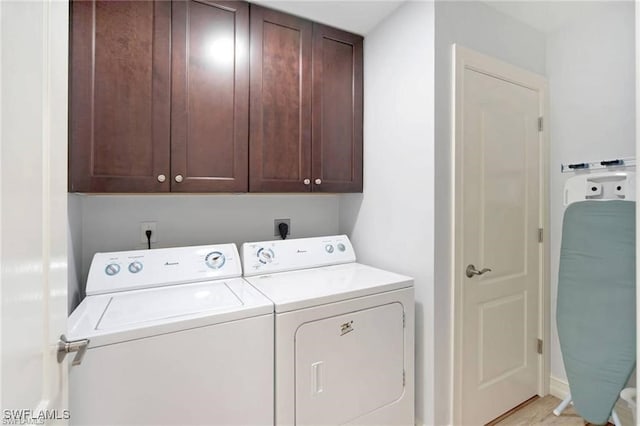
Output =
[{"x1": 557, "y1": 200, "x2": 636, "y2": 425}]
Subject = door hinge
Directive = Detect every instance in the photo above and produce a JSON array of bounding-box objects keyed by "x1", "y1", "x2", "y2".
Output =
[
  {"x1": 538, "y1": 117, "x2": 543, "y2": 132},
  {"x1": 403, "y1": 370, "x2": 406, "y2": 386},
  {"x1": 537, "y1": 338, "x2": 543, "y2": 354},
  {"x1": 402, "y1": 312, "x2": 406, "y2": 328},
  {"x1": 538, "y1": 228, "x2": 543, "y2": 243}
]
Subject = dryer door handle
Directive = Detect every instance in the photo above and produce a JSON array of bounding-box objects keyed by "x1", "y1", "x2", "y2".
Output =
[{"x1": 312, "y1": 361, "x2": 324, "y2": 395}]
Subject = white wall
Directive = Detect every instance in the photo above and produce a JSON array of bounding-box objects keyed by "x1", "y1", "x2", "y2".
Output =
[
  {"x1": 546, "y1": 1, "x2": 635, "y2": 385},
  {"x1": 73, "y1": 194, "x2": 339, "y2": 302},
  {"x1": 339, "y1": 2, "x2": 435, "y2": 424},
  {"x1": 434, "y1": 2, "x2": 546, "y2": 424}
]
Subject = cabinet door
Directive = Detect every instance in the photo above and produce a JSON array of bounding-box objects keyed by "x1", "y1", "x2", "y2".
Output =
[
  {"x1": 69, "y1": 0, "x2": 171, "y2": 192},
  {"x1": 249, "y1": 5, "x2": 312, "y2": 192},
  {"x1": 312, "y1": 24, "x2": 363, "y2": 193},
  {"x1": 171, "y1": 0, "x2": 249, "y2": 192}
]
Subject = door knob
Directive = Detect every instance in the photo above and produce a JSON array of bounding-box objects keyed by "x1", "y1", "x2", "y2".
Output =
[{"x1": 466, "y1": 264, "x2": 492, "y2": 278}]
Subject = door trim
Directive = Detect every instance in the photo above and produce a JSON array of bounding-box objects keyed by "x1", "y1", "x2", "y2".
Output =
[{"x1": 451, "y1": 44, "x2": 550, "y2": 424}]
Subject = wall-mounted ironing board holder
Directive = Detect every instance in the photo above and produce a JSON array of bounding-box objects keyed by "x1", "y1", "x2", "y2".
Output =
[
  {"x1": 561, "y1": 157, "x2": 635, "y2": 173},
  {"x1": 563, "y1": 171, "x2": 636, "y2": 206},
  {"x1": 554, "y1": 169, "x2": 635, "y2": 426}
]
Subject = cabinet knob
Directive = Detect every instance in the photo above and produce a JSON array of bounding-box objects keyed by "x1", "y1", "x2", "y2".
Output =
[
  {"x1": 303, "y1": 178, "x2": 311, "y2": 185},
  {"x1": 314, "y1": 178, "x2": 322, "y2": 185},
  {"x1": 157, "y1": 174, "x2": 166, "y2": 183},
  {"x1": 175, "y1": 174, "x2": 183, "y2": 183}
]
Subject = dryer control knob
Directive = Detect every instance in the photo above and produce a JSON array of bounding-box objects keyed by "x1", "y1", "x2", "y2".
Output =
[
  {"x1": 128, "y1": 261, "x2": 143, "y2": 274},
  {"x1": 325, "y1": 244, "x2": 334, "y2": 253},
  {"x1": 337, "y1": 243, "x2": 346, "y2": 252},
  {"x1": 205, "y1": 251, "x2": 226, "y2": 269}
]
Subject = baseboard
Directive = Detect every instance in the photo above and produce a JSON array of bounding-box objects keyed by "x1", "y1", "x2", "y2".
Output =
[{"x1": 549, "y1": 375, "x2": 570, "y2": 400}]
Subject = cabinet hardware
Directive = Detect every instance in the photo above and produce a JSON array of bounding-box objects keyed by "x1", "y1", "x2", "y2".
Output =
[
  {"x1": 303, "y1": 178, "x2": 310, "y2": 185},
  {"x1": 157, "y1": 174, "x2": 166, "y2": 183},
  {"x1": 175, "y1": 175, "x2": 183, "y2": 183},
  {"x1": 315, "y1": 178, "x2": 322, "y2": 185}
]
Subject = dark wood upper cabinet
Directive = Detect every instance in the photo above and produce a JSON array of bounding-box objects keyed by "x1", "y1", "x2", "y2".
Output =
[
  {"x1": 70, "y1": 1, "x2": 362, "y2": 193},
  {"x1": 69, "y1": 0, "x2": 171, "y2": 192},
  {"x1": 249, "y1": 5, "x2": 313, "y2": 192},
  {"x1": 312, "y1": 25, "x2": 363, "y2": 193},
  {"x1": 249, "y1": 6, "x2": 363, "y2": 193},
  {"x1": 171, "y1": 0, "x2": 249, "y2": 192},
  {"x1": 70, "y1": 0, "x2": 248, "y2": 193}
]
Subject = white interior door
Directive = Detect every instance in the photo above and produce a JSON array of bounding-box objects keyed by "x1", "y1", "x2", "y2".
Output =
[
  {"x1": 454, "y1": 46, "x2": 547, "y2": 425},
  {"x1": 1, "y1": 0, "x2": 69, "y2": 421}
]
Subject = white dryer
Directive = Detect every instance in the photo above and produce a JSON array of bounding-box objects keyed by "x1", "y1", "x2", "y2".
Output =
[
  {"x1": 242, "y1": 235, "x2": 414, "y2": 426},
  {"x1": 67, "y1": 244, "x2": 274, "y2": 425}
]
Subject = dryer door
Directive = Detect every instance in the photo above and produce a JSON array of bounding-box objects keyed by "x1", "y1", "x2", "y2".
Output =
[{"x1": 295, "y1": 302, "x2": 405, "y2": 425}]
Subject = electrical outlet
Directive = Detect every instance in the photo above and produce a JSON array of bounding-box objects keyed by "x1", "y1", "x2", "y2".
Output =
[
  {"x1": 140, "y1": 221, "x2": 158, "y2": 244},
  {"x1": 274, "y1": 219, "x2": 291, "y2": 237}
]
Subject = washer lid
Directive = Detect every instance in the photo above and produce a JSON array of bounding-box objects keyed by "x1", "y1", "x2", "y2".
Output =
[
  {"x1": 68, "y1": 278, "x2": 273, "y2": 347},
  {"x1": 244, "y1": 263, "x2": 413, "y2": 313},
  {"x1": 97, "y1": 281, "x2": 243, "y2": 330}
]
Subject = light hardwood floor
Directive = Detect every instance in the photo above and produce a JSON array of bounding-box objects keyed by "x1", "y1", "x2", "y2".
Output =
[{"x1": 491, "y1": 395, "x2": 616, "y2": 425}]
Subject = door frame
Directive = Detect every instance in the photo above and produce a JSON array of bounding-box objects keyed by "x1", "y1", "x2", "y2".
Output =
[{"x1": 451, "y1": 44, "x2": 550, "y2": 424}]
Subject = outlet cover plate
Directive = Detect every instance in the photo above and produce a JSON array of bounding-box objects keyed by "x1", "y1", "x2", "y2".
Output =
[
  {"x1": 140, "y1": 221, "x2": 158, "y2": 243},
  {"x1": 274, "y1": 219, "x2": 291, "y2": 237}
]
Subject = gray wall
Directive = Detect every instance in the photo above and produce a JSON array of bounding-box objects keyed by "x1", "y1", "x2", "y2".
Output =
[
  {"x1": 69, "y1": 194, "x2": 340, "y2": 309},
  {"x1": 67, "y1": 194, "x2": 83, "y2": 313},
  {"x1": 339, "y1": 2, "x2": 435, "y2": 424},
  {"x1": 546, "y1": 1, "x2": 635, "y2": 385}
]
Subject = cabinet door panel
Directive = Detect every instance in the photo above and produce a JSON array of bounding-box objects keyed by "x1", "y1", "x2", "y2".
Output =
[
  {"x1": 312, "y1": 25, "x2": 363, "y2": 193},
  {"x1": 250, "y1": 5, "x2": 312, "y2": 192},
  {"x1": 171, "y1": 0, "x2": 249, "y2": 192},
  {"x1": 69, "y1": 0, "x2": 171, "y2": 192}
]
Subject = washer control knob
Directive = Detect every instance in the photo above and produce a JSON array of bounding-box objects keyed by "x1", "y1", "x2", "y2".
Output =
[
  {"x1": 128, "y1": 261, "x2": 143, "y2": 274},
  {"x1": 257, "y1": 248, "x2": 275, "y2": 264},
  {"x1": 205, "y1": 251, "x2": 226, "y2": 269},
  {"x1": 325, "y1": 244, "x2": 334, "y2": 253},
  {"x1": 105, "y1": 263, "x2": 121, "y2": 276},
  {"x1": 337, "y1": 243, "x2": 346, "y2": 252}
]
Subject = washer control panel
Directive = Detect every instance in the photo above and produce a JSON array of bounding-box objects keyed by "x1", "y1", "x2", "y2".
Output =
[
  {"x1": 242, "y1": 235, "x2": 355, "y2": 276},
  {"x1": 86, "y1": 244, "x2": 241, "y2": 296}
]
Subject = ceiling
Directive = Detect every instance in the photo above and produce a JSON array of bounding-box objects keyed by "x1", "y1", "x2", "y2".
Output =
[
  {"x1": 249, "y1": 0, "x2": 405, "y2": 35},
  {"x1": 483, "y1": 1, "x2": 623, "y2": 34},
  {"x1": 249, "y1": 1, "x2": 628, "y2": 37}
]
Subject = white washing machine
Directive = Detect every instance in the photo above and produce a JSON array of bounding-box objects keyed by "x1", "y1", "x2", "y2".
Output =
[
  {"x1": 67, "y1": 244, "x2": 274, "y2": 425},
  {"x1": 242, "y1": 235, "x2": 414, "y2": 426}
]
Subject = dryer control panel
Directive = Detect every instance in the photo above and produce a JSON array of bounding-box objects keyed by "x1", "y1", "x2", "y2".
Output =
[
  {"x1": 86, "y1": 244, "x2": 241, "y2": 296},
  {"x1": 242, "y1": 235, "x2": 355, "y2": 276}
]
